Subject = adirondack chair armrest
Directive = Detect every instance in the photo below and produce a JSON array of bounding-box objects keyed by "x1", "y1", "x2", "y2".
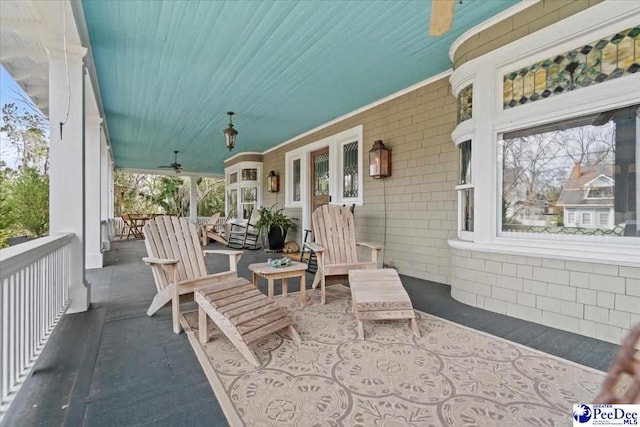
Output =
[
  {"x1": 356, "y1": 241, "x2": 382, "y2": 265},
  {"x1": 202, "y1": 249, "x2": 243, "y2": 256},
  {"x1": 304, "y1": 242, "x2": 325, "y2": 253},
  {"x1": 356, "y1": 240, "x2": 383, "y2": 250},
  {"x1": 143, "y1": 257, "x2": 180, "y2": 265},
  {"x1": 202, "y1": 250, "x2": 243, "y2": 272}
]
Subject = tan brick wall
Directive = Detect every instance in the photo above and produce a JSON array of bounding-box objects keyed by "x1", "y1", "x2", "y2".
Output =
[
  {"x1": 453, "y1": 0, "x2": 603, "y2": 69},
  {"x1": 261, "y1": 76, "x2": 458, "y2": 284}
]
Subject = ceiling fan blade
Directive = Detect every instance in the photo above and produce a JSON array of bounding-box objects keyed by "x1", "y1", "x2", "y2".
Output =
[
  {"x1": 157, "y1": 165, "x2": 173, "y2": 169},
  {"x1": 429, "y1": 0, "x2": 455, "y2": 37}
]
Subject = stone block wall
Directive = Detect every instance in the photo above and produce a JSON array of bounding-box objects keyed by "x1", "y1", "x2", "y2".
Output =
[{"x1": 451, "y1": 248, "x2": 640, "y2": 344}]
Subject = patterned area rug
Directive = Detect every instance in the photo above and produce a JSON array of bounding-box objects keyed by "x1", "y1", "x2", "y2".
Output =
[{"x1": 181, "y1": 285, "x2": 606, "y2": 426}]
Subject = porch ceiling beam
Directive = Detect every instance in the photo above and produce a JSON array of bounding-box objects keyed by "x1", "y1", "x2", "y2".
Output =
[{"x1": 116, "y1": 167, "x2": 223, "y2": 179}]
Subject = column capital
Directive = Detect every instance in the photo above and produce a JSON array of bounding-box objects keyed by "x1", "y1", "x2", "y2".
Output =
[{"x1": 44, "y1": 40, "x2": 87, "y2": 62}]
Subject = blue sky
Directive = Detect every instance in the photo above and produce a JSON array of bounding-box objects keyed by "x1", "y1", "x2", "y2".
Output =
[{"x1": 0, "y1": 65, "x2": 48, "y2": 169}]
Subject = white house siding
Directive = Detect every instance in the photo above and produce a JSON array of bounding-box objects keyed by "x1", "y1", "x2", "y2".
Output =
[{"x1": 451, "y1": 249, "x2": 640, "y2": 344}]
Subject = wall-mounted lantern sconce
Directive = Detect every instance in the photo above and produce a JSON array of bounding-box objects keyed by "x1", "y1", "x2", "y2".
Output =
[
  {"x1": 223, "y1": 111, "x2": 238, "y2": 151},
  {"x1": 267, "y1": 170, "x2": 280, "y2": 192},
  {"x1": 369, "y1": 140, "x2": 391, "y2": 178}
]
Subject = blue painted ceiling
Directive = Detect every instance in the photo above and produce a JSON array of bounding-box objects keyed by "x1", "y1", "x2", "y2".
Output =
[{"x1": 82, "y1": 0, "x2": 518, "y2": 174}]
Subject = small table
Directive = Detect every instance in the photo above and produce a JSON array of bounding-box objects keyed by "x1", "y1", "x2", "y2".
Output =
[
  {"x1": 348, "y1": 268, "x2": 420, "y2": 340},
  {"x1": 248, "y1": 261, "x2": 307, "y2": 307}
]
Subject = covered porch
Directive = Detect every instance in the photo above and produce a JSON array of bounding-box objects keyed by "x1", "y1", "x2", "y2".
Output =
[{"x1": 2, "y1": 239, "x2": 619, "y2": 425}]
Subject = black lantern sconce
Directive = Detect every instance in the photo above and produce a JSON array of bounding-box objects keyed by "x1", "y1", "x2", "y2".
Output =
[
  {"x1": 223, "y1": 111, "x2": 238, "y2": 151},
  {"x1": 369, "y1": 140, "x2": 391, "y2": 179},
  {"x1": 267, "y1": 170, "x2": 280, "y2": 193}
]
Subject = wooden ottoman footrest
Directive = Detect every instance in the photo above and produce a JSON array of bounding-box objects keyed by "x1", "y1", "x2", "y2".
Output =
[
  {"x1": 195, "y1": 278, "x2": 301, "y2": 367},
  {"x1": 349, "y1": 269, "x2": 420, "y2": 340}
]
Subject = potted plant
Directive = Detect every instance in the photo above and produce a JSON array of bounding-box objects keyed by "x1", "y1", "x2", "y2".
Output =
[{"x1": 255, "y1": 205, "x2": 297, "y2": 252}]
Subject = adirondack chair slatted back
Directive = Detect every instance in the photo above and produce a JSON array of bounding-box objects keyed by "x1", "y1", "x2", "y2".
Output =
[
  {"x1": 144, "y1": 216, "x2": 207, "y2": 290},
  {"x1": 312, "y1": 205, "x2": 358, "y2": 264}
]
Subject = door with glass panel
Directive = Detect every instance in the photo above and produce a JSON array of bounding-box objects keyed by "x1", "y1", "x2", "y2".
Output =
[{"x1": 310, "y1": 147, "x2": 330, "y2": 213}]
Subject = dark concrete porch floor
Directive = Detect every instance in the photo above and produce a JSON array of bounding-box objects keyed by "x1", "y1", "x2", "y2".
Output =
[{"x1": 2, "y1": 239, "x2": 619, "y2": 426}]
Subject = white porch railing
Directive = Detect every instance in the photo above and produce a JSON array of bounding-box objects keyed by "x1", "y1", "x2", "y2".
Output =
[
  {"x1": 0, "y1": 233, "x2": 72, "y2": 418},
  {"x1": 111, "y1": 216, "x2": 225, "y2": 239}
]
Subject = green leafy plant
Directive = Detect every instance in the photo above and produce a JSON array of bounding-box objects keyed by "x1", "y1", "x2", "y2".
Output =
[{"x1": 255, "y1": 204, "x2": 297, "y2": 236}]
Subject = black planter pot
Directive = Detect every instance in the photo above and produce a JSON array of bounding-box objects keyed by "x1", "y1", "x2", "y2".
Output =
[{"x1": 262, "y1": 225, "x2": 286, "y2": 252}]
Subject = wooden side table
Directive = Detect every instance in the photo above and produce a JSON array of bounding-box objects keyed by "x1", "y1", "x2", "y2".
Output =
[{"x1": 248, "y1": 262, "x2": 307, "y2": 307}]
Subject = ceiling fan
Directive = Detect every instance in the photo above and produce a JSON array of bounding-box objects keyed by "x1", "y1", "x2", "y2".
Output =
[
  {"x1": 429, "y1": 0, "x2": 457, "y2": 37},
  {"x1": 157, "y1": 150, "x2": 184, "y2": 173}
]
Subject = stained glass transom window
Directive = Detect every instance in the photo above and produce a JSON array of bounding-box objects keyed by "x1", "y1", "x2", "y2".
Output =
[
  {"x1": 314, "y1": 152, "x2": 329, "y2": 196},
  {"x1": 241, "y1": 168, "x2": 258, "y2": 181},
  {"x1": 457, "y1": 85, "x2": 473, "y2": 123},
  {"x1": 342, "y1": 141, "x2": 358, "y2": 198},
  {"x1": 503, "y1": 27, "x2": 639, "y2": 110}
]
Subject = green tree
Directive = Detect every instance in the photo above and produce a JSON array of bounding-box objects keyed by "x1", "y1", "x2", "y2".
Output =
[
  {"x1": 197, "y1": 178, "x2": 225, "y2": 216},
  {"x1": 12, "y1": 168, "x2": 49, "y2": 237},
  {"x1": 1, "y1": 103, "x2": 49, "y2": 174},
  {"x1": 0, "y1": 164, "x2": 16, "y2": 247},
  {"x1": 150, "y1": 176, "x2": 188, "y2": 215}
]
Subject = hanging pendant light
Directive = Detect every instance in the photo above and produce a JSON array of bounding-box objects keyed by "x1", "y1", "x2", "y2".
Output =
[{"x1": 223, "y1": 111, "x2": 238, "y2": 151}]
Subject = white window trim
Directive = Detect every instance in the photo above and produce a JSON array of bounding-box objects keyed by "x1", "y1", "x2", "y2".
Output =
[
  {"x1": 284, "y1": 125, "x2": 364, "y2": 231},
  {"x1": 285, "y1": 153, "x2": 303, "y2": 208},
  {"x1": 448, "y1": 2, "x2": 640, "y2": 266},
  {"x1": 224, "y1": 161, "x2": 262, "y2": 221}
]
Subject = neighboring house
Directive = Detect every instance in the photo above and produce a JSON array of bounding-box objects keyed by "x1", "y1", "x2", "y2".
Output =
[
  {"x1": 503, "y1": 168, "x2": 552, "y2": 227},
  {"x1": 557, "y1": 163, "x2": 615, "y2": 229}
]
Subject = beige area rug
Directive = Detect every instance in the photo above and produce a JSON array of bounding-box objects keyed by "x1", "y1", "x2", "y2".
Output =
[{"x1": 181, "y1": 285, "x2": 606, "y2": 426}]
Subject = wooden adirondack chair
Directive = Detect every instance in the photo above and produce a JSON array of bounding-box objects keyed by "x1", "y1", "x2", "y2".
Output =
[
  {"x1": 143, "y1": 216, "x2": 243, "y2": 334},
  {"x1": 200, "y1": 213, "x2": 227, "y2": 246},
  {"x1": 308, "y1": 205, "x2": 383, "y2": 304}
]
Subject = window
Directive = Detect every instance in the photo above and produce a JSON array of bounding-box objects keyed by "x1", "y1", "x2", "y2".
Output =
[
  {"x1": 284, "y1": 125, "x2": 363, "y2": 210},
  {"x1": 314, "y1": 152, "x2": 330, "y2": 196},
  {"x1": 225, "y1": 161, "x2": 262, "y2": 220},
  {"x1": 242, "y1": 168, "x2": 257, "y2": 181},
  {"x1": 241, "y1": 187, "x2": 257, "y2": 219},
  {"x1": 586, "y1": 186, "x2": 613, "y2": 199},
  {"x1": 227, "y1": 189, "x2": 237, "y2": 218},
  {"x1": 456, "y1": 140, "x2": 473, "y2": 234},
  {"x1": 500, "y1": 104, "x2": 638, "y2": 237},
  {"x1": 599, "y1": 212, "x2": 609, "y2": 226},
  {"x1": 342, "y1": 141, "x2": 358, "y2": 199},
  {"x1": 293, "y1": 159, "x2": 301, "y2": 202},
  {"x1": 229, "y1": 172, "x2": 237, "y2": 185}
]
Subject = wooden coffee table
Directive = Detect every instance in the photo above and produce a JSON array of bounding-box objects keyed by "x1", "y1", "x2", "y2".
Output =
[
  {"x1": 348, "y1": 268, "x2": 420, "y2": 340},
  {"x1": 248, "y1": 261, "x2": 307, "y2": 307}
]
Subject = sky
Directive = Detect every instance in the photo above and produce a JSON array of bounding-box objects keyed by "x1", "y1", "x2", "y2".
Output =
[{"x1": 0, "y1": 65, "x2": 47, "y2": 169}]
